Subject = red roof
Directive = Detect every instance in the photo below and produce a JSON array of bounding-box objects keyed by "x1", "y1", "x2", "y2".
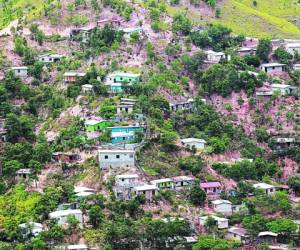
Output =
[{"x1": 200, "y1": 182, "x2": 221, "y2": 188}]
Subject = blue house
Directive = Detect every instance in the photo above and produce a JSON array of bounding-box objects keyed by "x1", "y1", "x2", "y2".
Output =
[{"x1": 108, "y1": 125, "x2": 143, "y2": 144}]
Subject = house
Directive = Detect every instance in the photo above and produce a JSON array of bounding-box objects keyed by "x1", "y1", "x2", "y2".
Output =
[
  {"x1": 206, "y1": 50, "x2": 231, "y2": 63},
  {"x1": 122, "y1": 27, "x2": 143, "y2": 38},
  {"x1": 115, "y1": 174, "x2": 139, "y2": 187},
  {"x1": 260, "y1": 63, "x2": 286, "y2": 74},
  {"x1": 226, "y1": 227, "x2": 249, "y2": 243},
  {"x1": 67, "y1": 245, "x2": 88, "y2": 250},
  {"x1": 285, "y1": 43, "x2": 300, "y2": 55},
  {"x1": 133, "y1": 184, "x2": 158, "y2": 201},
  {"x1": 56, "y1": 202, "x2": 80, "y2": 211},
  {"x1": 37, "y1": 53, "x2": 64, "y2": 63},
  {"x1": 200, "y1": 182, "x2": 221, "y2": 195},
  {"x1": 52, "y1": 152, "x2": 80, "y2": 163},
  {"x1": 19, "y1": 222, "x2": 43, "y2": 236},
  {"x1": 49, "y1": 209, "x2": 83, "y2": 226},
  {"x1": 181, "y1": 138, "x2": 206, "y2": 150},
  {"x1": 70, "y1": 27, "x2": 94, "y2": 43},
  {"x1": 105, "y1": 71, "x2": 141, "y2": 93},
  {"x1": 256, "y1": 84, "x2": 274, "y2": 97},
  {"x1": 271, "y1": 84, "x2": 293, "y2": 95},
  {"x1": 273, "y1": 137, "x2": 296, "y2": 151},
  {"x1": 11, "y1": 66, "x2": 28, "y2": 78},
  {"x1": 98, "y1": 149, "x2": 135, "y2": 169},
  {"x1": 211, "y1": 199, "x2": 233, "y2": 215},
  {"x1": 253, "y1": 183, "x2": 276, "y2": 195},
  {"x1": 16, "y1": 169, "x2": 31, "y2": 181},
  {"x1": 0, "y1": 118, "x2": 7, "y2": 142},
  {"x1": 74, "y1": 186, "x2": 94, "y2": 198},
  {"x1": 293, "y1": 64, "x2": 300, "y2": 71},
  {"x1": 120, "y1": 98, "x2": 137, "y2": 105},
  {"x1": 236, "y1": 47, "x2": 256, "y2": 56},
  {"x1": 258, "y1": 232, "x2": 278, "y2": 244},
  {"x1": 169, "y1": 98, "x2": 195, "y2": 112},
  {"x1": 84, "y1": 119, "x2": 109, "y2": 132},
  {"x1": 151, "y1": 178, "x2": 174, "y2": 190},
  {"x1": 64, "y1": 72, "x2": 86, "y2": 83},
  {"x1": 117, "y1": 104, "x2": 134, "y2": 115},
  {"x1": 199, "y1": 215, "x2": 229, "y2": 229},
  {"x1": 97, "y1": 17, "x2": 121, "y2": 27},
  {"x1": 172, "y1": 176, "x2": 195, "y2": 189},
  {"x1": 82, "y1": 84, "x2": 93, "y2": 93},
  {"x1": 108, "y1": 125, "x2": 143, "y2": 144}
]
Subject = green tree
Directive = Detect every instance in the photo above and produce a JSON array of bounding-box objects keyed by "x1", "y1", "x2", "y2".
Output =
[
  {"x1": 189, "y1": 183, "x2": 206, "y2": 206},
  {"x1": 172, "y1": 14, "x2": 192, "y2": 35},
  {"x1": 192, "y1": 236, "x2": 231, "y2": 250},
  {"x1": 266, "y1": 218, "x2": 297, "y2": 237},
  {"x1": 88, "y1": 205, "x2": 104, "y2": 228},
  {"x1": 256, "y1": 39, "x2": 272, "y2": 62}
]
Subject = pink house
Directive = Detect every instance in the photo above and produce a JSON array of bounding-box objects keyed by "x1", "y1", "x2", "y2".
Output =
[{"x1": 200, "y1": 182, "x2": 221, "y2": 195}]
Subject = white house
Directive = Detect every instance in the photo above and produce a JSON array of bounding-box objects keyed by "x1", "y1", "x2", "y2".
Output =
[
  {"x1": 169, "y1": 98, "x2": 195, "y2": 112},
  {"x1": 82, "y1": 84, "x2": 93, "y2": 93},
  {"x1": 19, "y1": 222, "x2": 43, "y2": 236},
  {"x1": 115, "y1": 174, "x2": 139, "y2": 187},
  {"x1": 38, "y1": 53, "x2": 64, "y2": 63},
  {"x1": 260, "y1": 63, "x2": 286, "y2": 74},
  {"x1": 271, "y1": 84, "x2": 293, "y2": 95},
  {"x1": 117, "y1": 104, "x2": 134, "y2": 115},
  {"x1": 293, "y1": 64, "x2": 300, "y2": 71},
  {"x1": 172, "y1": 176, "x2": 195, "y2": 189},
  {"x1": 253, "y1": 183, "x2": 276, "y2": 195},
  {"x1": 211, "y1": 199, "x2": 233, "y2": 215},
  {"x1": 98, "y1": 149, "x2": 135, "y2": 169},
  {"x1": 181, "y1": 138, "x2": 206, "y2": 150},
  {"x1": 16, "y1": 169, "x2": 31, "y2": 181},
  {"x1": 285, "y1": 43, "x2": 300, "y2": 55},
  {"x1": 67, "y1": 245, "x2": 88, "y2": 250},
  {"x1": 199, "y1": 215, "x2": 229, "y2": 229},
  {"x1": 226, "y1": 227, "x2": 249, "y2": 243},
  {"x1": 74, "y1": 186, "x2": 94, "y2": 198},
  {"x1": 11, "y1": 66, "x2": 28, "y2": 78},
  {"x1": 49, "y1": 209, "x2": 83, "y2": 226},
  {"x1": 133, "y1": 184, "x2": 158, "y2": 201},
  {"x1": 206, "y1": 50, "x2": 231, "y2": 63}
]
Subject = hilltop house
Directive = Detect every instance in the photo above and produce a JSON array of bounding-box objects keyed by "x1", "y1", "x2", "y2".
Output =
[
  {"x1": 253, "y1": 183, "x2": 276, "y2": 195},
  {"x1": 236, "y1": 47, "x2": 256, "y2": 57},
  {"x1": 19, "y1": 222, "x2": 43, "y2": 237},
  {"x1": 108, "y1": 125, "x2": 143, "y2": 144},
  {"x1": 172, "y1": 176, "x2": 195, "y2": 189},
  {"x1": 211, "y1": 199, "x2": 233, "y2": 215},
  {"x1": 122, "y1": 27, "x2": 143, "y2": 38},
  {"x1": 81, "y1": 84, "x2": 93, "y2": 93},
  {"x1": 199, "y1": 215, "x2": 229, "y2": 229},
  {"x1": 98, "y1": 149, "x2": 135, "y2": 169},
  {"x1": 0, "y1": 118, "x2": 7, "y2": 142},
  {"x1": 181, "y1": 138, "x2": 206, "y2": 150},
  {"x1": 260, "y1": 63, "x2": 286, "y2": 74},
  {"x1": 169, "y1": 98, "x2": 195, "y2": 112},
  {"x1": 11, "y1": 66, "x2": 28, "y2": 79},
  {"x1": 200, "y1": 182, "x2": 221, "y2": 195},
  {"x1": 226, "y1": 227, "x2": 249, "y2": 243},
  {"x1": 285, "y1": 43, "x2": 300, "y2": 55},
  {"x1": 49, "y1": 209, "x2": 83, "y2": 227},
  {"x1": 270, "y1": 84, "x2": 293, "y2": 95},
  {"x1": 64, "y1": 72, "x2": 86, "y2": 83},
  {"x1": 105, "y1": 71, "x2": 141, "y2": 93},
  {"x1": 114, "y1": 174, "x2": 140, "y2": 200},
  {"x1": 52, "y1": 152, "x2": 80, "y2": 163},
  {"x1": 16, "y1": 169, "x2": 31, "y2": 181},
  {"x1": 151, "y1": 178, "x2": 174, "y2": 190},
  {"x1": 133, "y1": 184, "x2": 158, "y2": 201},
  {"x1": 37, "y1": 53, "x2": 64, "y2": 63},
  {"x1": 84, "y1": 118, "x2": 109, "y2": 132},
  {"x1": 206, "y1": 50, "x2": 231, "y2": 63}
]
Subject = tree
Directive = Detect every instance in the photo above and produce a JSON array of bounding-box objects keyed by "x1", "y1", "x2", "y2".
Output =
[
  {"x1": 288, "y1": 176, "x2": 300, "y2": 195},
  {"x1": 256, "y1": 39, "x2": 272, "y2": 62},
  {"x1": 192, "y1": 236, "x2": 231, "y2": 250},
  {"x1": 274, "y1": 47, "x2": 292, "y2": 64},
  {"x1": 242, "y1": 214, "x2": 267, "y2": 237},
  {"x1": 189, "y1": 183, "x2": 206, "y2": 206},
  {"x1": 266, "y1": 219, "x2": 297, "y2": 237},
  {"x1": 172, "y1": 14, "x2": 192, "y2": 35},
  {"x1": 88, "y1": 205, "x2": 104, "y2": 228}
]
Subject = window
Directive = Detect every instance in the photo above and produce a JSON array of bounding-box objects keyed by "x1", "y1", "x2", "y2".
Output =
[
  {"x1": 120, "y1": 77, "x2": 123, "y2": 80},
  {"x1": 116, "y1": 155, "x2": 120, "y2": 159},
  {"x1": 104, "y1": 155, "x2": 108, "y2": 159},
  {"x1": 129, "y1": 154, "x2": 133, "y2": 158},
  {"x1": 122, "y1": 137, "x2": 125, "y2": 140}
]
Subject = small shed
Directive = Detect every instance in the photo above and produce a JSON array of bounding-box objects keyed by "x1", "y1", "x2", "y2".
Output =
[
  {"x1": 82, "y1": 84, "x2": 93, "y2": 93},
  {"x1": 258, "y1": 231, "x2": 278, "y2": 244},
  {"x1": 226, "y1": 227, "x2": 249, "y2": 243},
  {"x1": 206, "y1": 50, "x2": 231, "y2": 63},
  {"x1": 199, "y1": 215, "x2": 229, "y2": 229},
  {"x1": 253, "y1": 183, "x2": 276, "y2": 195},
  {"x1": 181, "y1": 138, "x2": 206, "y2": 150},
  {"x1": 67, "y1": 244, "x2": 88, "y2": 250},
  {"x1": 11, "y1": 66, "x2": 28, "y2": 78},
  {"x1": 38, "y1": 54, "x2": 64, "y2": 63},
  {"x1": 49, "y1": 209, "x2": 83, "y2": 226},
  {"x1": 64, "y1": 72, "x2": 86, "y2": 83},
  {"x1": 260, "y1": 63, "x2": 286, "y2": 74},
  {"x1": 133, "y1": 184, "x2": 158, "y2": 201},
  {"x1": 16, "y1": 169, "x2": 31, "y2": 181},
  {"x1": 19, "y1": 222, "x2": 43, "y2": 236}
]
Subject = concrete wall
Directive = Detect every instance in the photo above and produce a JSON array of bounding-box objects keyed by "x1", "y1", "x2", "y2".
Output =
[{"x1": 98, "y1": 151, "x2": 135, "y2": 169}]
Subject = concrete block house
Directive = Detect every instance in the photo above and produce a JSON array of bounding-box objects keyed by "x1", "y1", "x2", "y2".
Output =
[
  {"x1": 172, "y1": 176, "x2": 195, "y2": 189},
  {"x1": 108, "y1": 125, "x2": 143, "y2": 144},
  {"x1": 84, "y1": 119, "x2": 109, "y2": 132},
  {"x1": 226, "y1": 227, "x2": 249, "y2": 243},
  {"x1": 49, "y1": 209, "x2": 83, "y2": 227},
  {"x1": 285, "y1": 43, "x2": 300, "y2": 55},
  {"x1": 16, "y1": 169, "x2": 31, "y2": 181},
  {"x1": 98, "y1": 149, "x2": 135, "y2": 169},
  {"x1": 200, "y1": 182, "x2": 221, "y2": 195},
  {"x1": 38, "y1": 53, "x2": 64, "y2": 63},
  {"x1": 11, "y1": 66, "x2": 28, "y2": 79},
  {"x1": 151, "y1": 178, "x2": 174, "y2": 190},
  {"x1": 206, "y1": 50, "x2": 231, "y2": 63},
  {"x1": 105, "y1": 71, "x2": 141, "y2": 93},
  {"x1": 253, "y1": 183, "x2": 276, "y2": 195},
  {"x1": 133, "y1": 184, "x2": 158, "y2": 201},
  {"x1": 199, "y1": 215, "x2": 229, "y2": 229},
  {"x1": 169, "y1": 98, "x2": 195, "y2": 112},
  {"x1": 114, "y1": 174, "x2": 140, "y2": 200},
  {"x1": 211, "y1": 199, "x2": 233, "y2": 215},
  {"x1": 181, "y1": 138, "x2": 206, "y2": 150},
  {"x1": 260, "y1": 63, "x2": 286, "y2": 74},
  {"x1": 63, "y1": 72, "x2": 86, "y2": 83}
]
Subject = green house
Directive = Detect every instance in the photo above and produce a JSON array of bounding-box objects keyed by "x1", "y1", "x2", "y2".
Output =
[
  {"x1": 105, "y1": 71, "x2": 141, "y2": 93},
  {"x1": 85, "y1": 119, "x2": 109, "y2": 132}
]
